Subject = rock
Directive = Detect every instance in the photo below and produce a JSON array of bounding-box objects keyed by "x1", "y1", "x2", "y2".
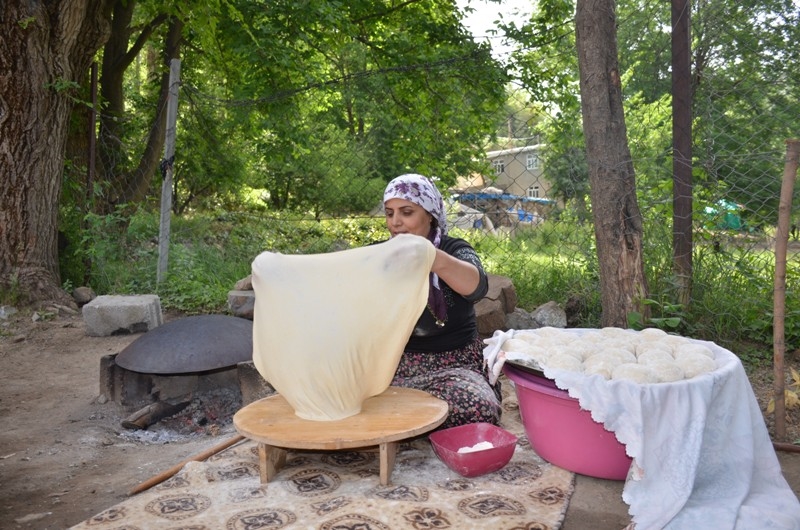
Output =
[
  {"x1": 531, "y1": 301, "x2": 567, "y2": 328},
  {"x1": 0, "y1": 305, "x2": 18, "y2": 319},
  {"x1": 234, "y1": 275, "x2": 252, "y2": 291},
  {"x1": 227, "y1": 290, "x2": 255, "y2": 319},
  {"x1": 72, "y1": 286, "x2": 96, "y2": 306},
  {"x1": 15, "y1": 513, "x2": 52, "y2": 524},
  {"x1": 475, "y1": 275, "x2": 518, "y2": 337},
  {"x1": 483, "y1": 274, "x2": 517, "y2": 314},
  {"x1": 564, "y1": 295, "x2": 585, "y2": 327},
  {"x1": 475, "y1": 297, "x2": 507, "y2": 337},
  {"x1": 505, "y1": 307, "x2": 539, "y2": 330},
  {"x1": 82, "y1": 294, "x2": 163, "y2": 337}
]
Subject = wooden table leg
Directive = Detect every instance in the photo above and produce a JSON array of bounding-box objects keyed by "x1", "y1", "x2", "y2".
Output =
[
  {"x1": 379, "y1": 441, "x2": 398, "y2": 486},
  {"x1": 258, "y1": 443, "x2": 287, "y2": 484}
]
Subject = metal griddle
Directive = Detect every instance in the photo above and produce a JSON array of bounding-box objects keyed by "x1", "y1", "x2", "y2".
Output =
[{"x1": 504, "y1": 358, "x2": 547, "y2": 379}]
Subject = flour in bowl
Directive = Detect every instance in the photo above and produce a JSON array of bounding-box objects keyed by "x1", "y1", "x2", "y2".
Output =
[{"x1": 457, "y1": 441, "x2": 495, "y2": 453}]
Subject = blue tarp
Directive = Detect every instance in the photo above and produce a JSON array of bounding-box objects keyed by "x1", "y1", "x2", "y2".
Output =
[
  {"x1": 456, "y1": 193, "x2": 555, "y2": 205},
  {"x1": 508, "y1": 208, "x2": 536, "y2": 222}
]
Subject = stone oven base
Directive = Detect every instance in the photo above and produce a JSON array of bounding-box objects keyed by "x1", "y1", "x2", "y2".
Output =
[{"x1": 99, "y1": 354, "x2": 275, "y2": 411}]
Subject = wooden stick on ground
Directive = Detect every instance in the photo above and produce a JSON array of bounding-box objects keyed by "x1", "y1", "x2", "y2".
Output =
[
  {"x1": 128, "y1": 434, "x2": 246, "y2": 496},
  {"x1": 774, "y1": 441, "x2": 800, "y2": 454}
]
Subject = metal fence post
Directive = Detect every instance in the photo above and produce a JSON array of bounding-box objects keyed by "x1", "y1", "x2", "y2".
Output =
[{"x1": 157, "y1": 58, "x2": 181, "y2": 284}]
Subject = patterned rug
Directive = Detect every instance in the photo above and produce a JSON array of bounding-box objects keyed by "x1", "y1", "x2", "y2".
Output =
[{"x1": 72, "y1": 380, "x2": 575, "y2": 530}]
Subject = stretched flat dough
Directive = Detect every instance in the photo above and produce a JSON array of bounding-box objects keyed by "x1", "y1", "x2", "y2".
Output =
[{"x1": 251, "y1": 234, "x2": 436, "y2": 421}]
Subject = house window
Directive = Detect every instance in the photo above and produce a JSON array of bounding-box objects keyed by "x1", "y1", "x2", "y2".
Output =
[
  {"x1": 492, "y1": 160, "x2": 505, "y2": 175},
  {"x1": 526, "y1": 153, "x2": 540, "y2": 170},
  {"x1": 527, "y1": 186, "x2": 540, "y2": 198}
]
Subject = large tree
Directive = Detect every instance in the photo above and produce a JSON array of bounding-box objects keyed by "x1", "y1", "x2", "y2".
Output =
[
  {"x1": 575, "y1": 0, "x2": 649, "y2": 326},
  {"x1": 0, "y1": 0, "x2": 113, "y2": 306}
]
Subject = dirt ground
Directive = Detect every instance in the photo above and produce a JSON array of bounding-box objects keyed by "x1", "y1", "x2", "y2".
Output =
[{"x1": 1, "y1": 308, "x2": 799, "y2": 530}]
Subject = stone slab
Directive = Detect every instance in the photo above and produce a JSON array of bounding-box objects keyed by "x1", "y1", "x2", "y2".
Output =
[{"x1": 82, "y1": 294, "x2": 163, "y2": 337}]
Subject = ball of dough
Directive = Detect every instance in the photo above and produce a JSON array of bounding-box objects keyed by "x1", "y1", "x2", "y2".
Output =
[
  {"x1": 612, "y1": 363, "x2": 659, "y2": 384},
  {"x1": 636, "y1": 342, "x2": 674, "y2": 358},
  {"x1": 568, "y1": 341, "x2": 597, "y2": 361},
  {"x1": 502, "y1": 338, "x2": 536, "y2": 354},
  {"x1": 525, "y1": 346, "x2": 552, "y2": 364},
  {"x1": 542, "y1": 353, "x2": 583, "y2": 373},
  {"x1": 595, "y1": 347, "x2": 637, "y2": 364},
  {"x1": 662, "y1": 334, "x2": 691, "y2": 350},
  {"x1": 637, "y1": 349, "x2": 675, "y2": 366},
  {"x1": 647, "y1": 360, "x2": 685, "y2": 383},
  {"x1": 599, "y1": 327, "x2": 634, "y2": 340},
  {"x1": 639, "y1": 327, "x2": 669, "y2": 341},
  {"x1": 676, "y1": 352, "x2": 716, "y2": 379},
  {"x1": 596, "y1": 338, "x2": 637, "y2": 355},
  {"x1": 675, "y1": 343, "x2": 715, "y2": 359},
  {"x1": 513, "y1": 330, "x2": 542, "y2": 344},
  {"x1": 583, "y1": 352, "x2": 624, "y2": 380}
]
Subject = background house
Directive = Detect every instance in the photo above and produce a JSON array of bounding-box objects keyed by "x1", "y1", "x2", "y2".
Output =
[
  {"x1": 486, "y1": 144, "x2": 552, "y2": 200},
  {"x1": 452, "y1": 144, "x2": 556, "y2": 232}
]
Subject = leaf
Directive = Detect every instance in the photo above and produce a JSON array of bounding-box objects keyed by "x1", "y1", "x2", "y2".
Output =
[
  {"x1": 790, "y1": 366, "x2": 800, "y2": 389},
  {"x1": 786, "y1": 390, "x2": 800, "y2": 410},
  {"x1": 768, "y1": 390, "x2": 800, "y2": 413}
]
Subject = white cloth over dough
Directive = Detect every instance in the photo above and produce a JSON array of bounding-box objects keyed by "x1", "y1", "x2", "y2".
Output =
[
  {"x1": 251, "y1": 234, "x2": 436, "y2": 421},
  {"x1": 484, "y1": 329, "x2": 800, "y2": 530}
]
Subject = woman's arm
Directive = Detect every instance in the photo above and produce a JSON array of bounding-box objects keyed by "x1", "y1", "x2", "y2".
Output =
[{"x1": 431, "y1": 248, "x2": 481, "y2": 297}]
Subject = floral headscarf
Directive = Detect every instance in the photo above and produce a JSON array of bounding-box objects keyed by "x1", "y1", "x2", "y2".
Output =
[
  {"x1": 383, "y1": 173, "x2": 448, "y2": 242},
  {"x1": 383, "y1": 173, "x2": 448, "y2": 325}
]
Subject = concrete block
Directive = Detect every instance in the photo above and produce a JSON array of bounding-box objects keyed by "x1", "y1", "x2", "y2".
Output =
[
  {"x1": 83, "y1": 294, "x2": 163, "y2": 337},
  {"x1": 237, "y1": 361, "x2": 275, "y2": 405}
]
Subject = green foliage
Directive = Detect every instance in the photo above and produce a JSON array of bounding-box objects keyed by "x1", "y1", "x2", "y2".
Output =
[
  {"x1": 17, "y1": 16, "x2": 36, "y2": 29},
  {"x1": 63, "y1": 207, "x2": 388, "y2": 312},
  {"x1": 628, "y1": 299, "x2": 686, "y2": 332},
  {"x1": 471, "y1": 219, "x2": 601, "y2": 324}
]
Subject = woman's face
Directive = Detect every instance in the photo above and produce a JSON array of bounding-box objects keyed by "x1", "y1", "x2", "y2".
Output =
[{"x1": 384, "y1": 198, "x2": 433, "y2": 238}]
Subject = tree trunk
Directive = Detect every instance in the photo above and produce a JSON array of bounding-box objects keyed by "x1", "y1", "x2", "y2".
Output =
[
  {"x1": 98, "y1": 2, "x2": 168, "y2": 212},
  {"x1": 575, "y1": 0, "x2": 649, "y2": 327},
  {"x1": 672, "y1": 0, "x2": 693, "y2": 307},
  {"x1": 0, "y1": 0, "x2": 112, "y2": 306}
]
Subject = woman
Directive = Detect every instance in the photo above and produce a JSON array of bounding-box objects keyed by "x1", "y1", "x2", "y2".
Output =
[{"x1": 382, "y1": 173, "x2": 502, "y2": 429}]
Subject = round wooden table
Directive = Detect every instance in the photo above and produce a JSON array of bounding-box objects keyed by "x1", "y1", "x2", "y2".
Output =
[{"x1": 233, "y1": 387, "x2": 448, "y2": 486}]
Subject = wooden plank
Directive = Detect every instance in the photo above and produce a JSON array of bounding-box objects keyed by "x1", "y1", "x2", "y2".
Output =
[
  {"x1": 379, "y1": 442, "x2": 398, "y2": 486},
  {"x1": 258, "y1": 443, "x2": 287, "y2": 483}
]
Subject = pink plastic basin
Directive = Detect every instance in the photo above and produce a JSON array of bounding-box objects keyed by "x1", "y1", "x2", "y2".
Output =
[{"x1": 504, "y1": 364, "x2": 632, "y2": 480}]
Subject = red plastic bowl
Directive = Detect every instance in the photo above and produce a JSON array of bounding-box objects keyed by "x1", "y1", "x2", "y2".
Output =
[
  {"x1": 429, "y1": 422, "x2": 518, "y2": 477},
  {"x1": 504, "y1": 363, "x2": 632, "y2": 480}
]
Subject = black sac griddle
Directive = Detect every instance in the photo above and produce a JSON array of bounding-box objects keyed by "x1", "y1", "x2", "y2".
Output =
[{"x1": 504, "y1": 357, "x2": 546, "y2": 379}]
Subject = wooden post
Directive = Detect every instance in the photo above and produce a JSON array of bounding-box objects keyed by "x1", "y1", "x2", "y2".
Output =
[
  {"x1": 774, "y1": 139, "x2": 800, "y2": 441},
  {"x1": 157, "y1": 59, "x2": 181, "y2": 284}
]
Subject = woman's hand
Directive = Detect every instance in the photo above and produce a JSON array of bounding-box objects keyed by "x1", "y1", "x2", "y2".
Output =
[{"x1": 431, "y1": 249, "x2": 481, "y2": 297}]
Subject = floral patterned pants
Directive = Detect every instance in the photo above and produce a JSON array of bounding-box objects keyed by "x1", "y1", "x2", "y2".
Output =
[{"x1": 391, "y1": 336, "x2": 502, "y2": 430}]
